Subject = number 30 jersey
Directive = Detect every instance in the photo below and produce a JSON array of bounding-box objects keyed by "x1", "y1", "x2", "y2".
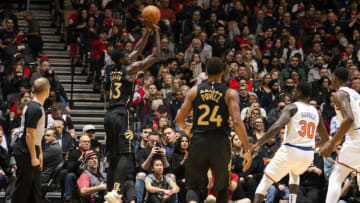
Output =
[
  {"x1": 105, "y1": 64, "x2": 134, "y2": 110},
  {"x1": 283, "y1": 102, "x2": 319, "y2": 148},
  {"x1": 192, "y1": 81, "x2": 230, "y2": 135}
]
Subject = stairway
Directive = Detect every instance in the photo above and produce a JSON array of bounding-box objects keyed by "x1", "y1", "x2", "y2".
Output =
[{"x1": 16, "y1": 0, "x2": 106, "y2": 141}]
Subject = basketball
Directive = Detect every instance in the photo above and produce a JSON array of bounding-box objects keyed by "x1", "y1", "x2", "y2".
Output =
[{"x1": 142, "y1": 5, "x2": 161, "y2": 25}]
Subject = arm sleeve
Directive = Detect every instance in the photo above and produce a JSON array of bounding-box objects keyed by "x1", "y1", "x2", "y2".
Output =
[
  {"x1": 77, "y1": 173, "x2": 91, "y2": 189},
  {"x1": 25, "y1": 105, "x2": 42, "y2": 128},
  {"x1": 144, "y1": 175, "x2": 153, "y2": 183}
]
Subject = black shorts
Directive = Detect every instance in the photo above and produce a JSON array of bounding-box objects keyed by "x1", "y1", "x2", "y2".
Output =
[
  {"x1": 104, "y1": 108, "x2": 135, "y2": 155},
  {"x1": 185, "y1": 133, "x2": 231, "y2": 192}
]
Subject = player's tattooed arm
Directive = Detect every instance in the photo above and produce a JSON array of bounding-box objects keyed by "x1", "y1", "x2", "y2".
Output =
[
  {"x1": 126, "y1": 27, "x2": 160, "y2": 76},
  {"x1": 315, "y1": 110, "x2": 329, "y2": 149},
  {"x1": 321, "y1": 91, "x2": 354, "y2": 157},
  {"x1": 175, "y1": 86, "x2": 197, "y2": 130},
  {"x1": 128, "y1": 24, "x2": 151, "y2": 62},
  {"x1": 254, "y1": 104, "x2": 297, "y2": 150},
  {"x1": 330, "y1": 91, "x2": 354, "y2": 145}
]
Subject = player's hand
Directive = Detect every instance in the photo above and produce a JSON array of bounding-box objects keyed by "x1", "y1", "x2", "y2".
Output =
[
  {"x1": 31, "y1": 158, "x2": 40, "y2": 167},
  {"x1": 319, "y1": 141, "x2": 335, "y2": 157},
  {"x1": 242, "y1": 151, "x2": 252, "y2": 172},
  {"x1": 251, "y1": 142, "x2": 261, "y2": 152}
]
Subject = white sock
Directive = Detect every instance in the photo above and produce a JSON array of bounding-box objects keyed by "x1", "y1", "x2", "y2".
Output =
[{"x1": 289, "y1": 194, "x2": 297, "y2": 203}]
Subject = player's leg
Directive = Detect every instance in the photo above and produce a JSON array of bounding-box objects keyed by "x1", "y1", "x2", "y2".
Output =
[
  {"x1": 209, "y1": 136, "x2": 231, "y2": 203},
  {"x1": 288, "y1": 172, "x2": 300, "y2": 203},
  {"x1": 104, "y1": 110, "x2": 121, "y2": 191},
  {"x1": 254, "y1": 147, "x2": 290, "y2": 203},
  {"x1": 326, "y1": 163, "x2": 352, "y2": 203},
  {"x1": 185, "y1": 136, "x2": 209, "y2": 203},
  {"x1": 254, "y1": 175, "x2": 275, "y2": 203}
]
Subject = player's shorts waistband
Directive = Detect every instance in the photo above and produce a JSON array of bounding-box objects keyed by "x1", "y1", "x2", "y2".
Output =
[{"x1": 284, "y1": 143, "x2": 313, "y2": 151}]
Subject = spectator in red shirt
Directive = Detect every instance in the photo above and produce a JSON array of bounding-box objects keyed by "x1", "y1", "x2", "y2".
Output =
[
  {"x1": 77, "y1": 150, "x2": 107, "y2": 203},
  {"x1": 229, "y1": 64, "x2": 253, "y2": 92},
  {"x1": 206, "y1": 169, "x2": 250, "y2": 203},
  {"x1": 92, "y1": 30, "x2": 107, "y2": 60},
  {"x1": 103, "y1": 9, "x2": 114, "y2": 31},
  {"x1": 160, "y1": 0, "x2": 176, "y2": 24}
]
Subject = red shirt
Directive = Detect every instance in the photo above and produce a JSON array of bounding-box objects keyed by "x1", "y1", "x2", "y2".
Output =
[
  {"x1": 92, "y1": 40, "x2": 106, "y2": 60},
  {"x1": 160, "y1": 8, "x2": 176, "y2": 23},
  {"x1": 228, "y1": 78, "x2": 253, "y2": 92},
  {"x1": 10, "y1": 104, "x2": 22, "y2": 116},
  {"x1": 236, "y1": 37, "x2": 249, "y2": 52},
  {"x1": 208, "y1": 172, "x2": 238, "y2": 200},
  {"x1": 77, "y1": 172, "x2": 95, "y2": 202}
]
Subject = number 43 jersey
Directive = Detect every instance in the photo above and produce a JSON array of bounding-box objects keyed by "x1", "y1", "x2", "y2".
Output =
[
  {"x1": 284, "y1": 102, "x2": 319, "y2": 148},
  {"x1": 192, "y1": 81, "x2": 230, "y2": 135},
  {"x1": 105, "y1": 65, "x2": 134, "y2": 110}
]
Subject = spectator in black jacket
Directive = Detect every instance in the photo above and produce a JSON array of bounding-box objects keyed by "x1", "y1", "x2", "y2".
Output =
[
  {"x1": 297, "y1": 153, "x2": 325, "y2": 203},
  {"x1": 82, "y1": 124, "x2": 105, "y2": 159},
  {"x1": 52, "y1": 119, "x2": 76, "y2": 154},
  {"x1": 41, "y1": 128, "x2": 63, "y2": 184},
  {"x1": 135, "y1": 133, "x2": 170, "y2": 203},
  {"x1": 171, "y1": 134, "x2": 189, "y2": 203},
  {"x1": 0, "y1": 131, "x2": 10, "y2": 189},
  {"x1": 62, "y1": 135, "x2": 91, "y2": 203},
  {"x1": 44, "y1": 70, "x2": 68, "y2": 104},
  {"x1": 232, "y1": 137, "x2": 264, "y2": 201}
]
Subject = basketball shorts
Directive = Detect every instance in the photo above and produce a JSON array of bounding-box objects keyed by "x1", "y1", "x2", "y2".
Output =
[
  {"x1": 264, "y1": 144, "x2": 314, "y2": 182},
  {"x1": 185, "y1": 133, "x2": 231, "y2": 192},
  {"x1": 337, "y1": 142, "x2": 360, "y2": 172}
]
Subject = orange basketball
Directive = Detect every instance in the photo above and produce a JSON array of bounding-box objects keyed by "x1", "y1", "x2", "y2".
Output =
[{"x1": 142, "y1": 5, "x2": 161, "y2": 25}]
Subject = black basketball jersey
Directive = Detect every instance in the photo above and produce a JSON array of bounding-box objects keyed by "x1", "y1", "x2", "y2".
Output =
[
  {"x1": 192, "y1": 81, "x2": 230, "y2": 135},
  {"x1": 108, "y1": 65, "x2": 134, "y2": 110}
]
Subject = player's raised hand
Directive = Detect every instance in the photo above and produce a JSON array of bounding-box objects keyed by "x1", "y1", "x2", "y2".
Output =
[
  {"x1": 319, "y1": 140, "x2": 335, "y2": 157},
  {"x1": 251, "y1": 142, "x2": 261, "y2": 152},
  {"x1": 242, "y1": 151, "x2": 252, "y2": 172}
]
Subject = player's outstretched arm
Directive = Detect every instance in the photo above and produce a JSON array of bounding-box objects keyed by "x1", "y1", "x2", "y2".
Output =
[
  {"x1": 253, "y1": 104, "x2": 297, "y2": 151},
  {"x1": 128, "y1": 23, "x2": 152, "y2": 62},
  {"x1": 315, "y1": 111, "x2": 329, "y2": 149},
  {"x1": 321, "y1": 91, "x2": 354, "y2": 157},
  {"x1": 126, "y1": 27, "x2": 160, "y2": 75},
  {"x1": 226, "y1": 89, "x2": 251, "y2": 172},
  {"x1": 175, "y1": 86, "x2": 197, "y2": 129}
]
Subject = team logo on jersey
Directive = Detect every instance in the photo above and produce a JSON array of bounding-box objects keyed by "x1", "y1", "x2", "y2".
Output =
[{"x1": 124, "y1": 130, "x2": 134, "y2": 141}]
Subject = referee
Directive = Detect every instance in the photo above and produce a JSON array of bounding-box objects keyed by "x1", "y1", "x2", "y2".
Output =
[{"x1": 12, "y1": 77, "x2": 50, "y2": 203}]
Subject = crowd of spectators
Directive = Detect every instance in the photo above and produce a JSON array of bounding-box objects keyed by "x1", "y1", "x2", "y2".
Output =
[{"x1": 0, "y1": 0, "x2": 360, "y2": 202}]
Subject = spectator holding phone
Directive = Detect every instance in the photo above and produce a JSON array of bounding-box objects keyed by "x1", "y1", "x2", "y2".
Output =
[{"x1": 135, "y1": 132, "x2": 170, "y2": 203}]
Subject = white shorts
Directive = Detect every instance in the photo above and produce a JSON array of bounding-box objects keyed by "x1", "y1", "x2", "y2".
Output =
[
  {"x1": 264, "y1": 145, "x2": 314, "y2": 182},
  {"x1": 337, "y1": 142, "x2": 360, "y2": 172}
]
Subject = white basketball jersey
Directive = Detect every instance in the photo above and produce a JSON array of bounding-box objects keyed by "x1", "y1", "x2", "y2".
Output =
[
  {"x1": 283, "y1": 102, "x2": 319, "y2": 148},
  {"x1": 338, "y1": 87, "x2": 360, "y2": 144}
]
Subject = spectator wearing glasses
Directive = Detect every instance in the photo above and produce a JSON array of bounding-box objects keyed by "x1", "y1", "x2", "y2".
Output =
[
  {"x1": 83, "y1": 125, "x2": 104, "y2": 158},
  {"x1": 41, "y1": 128, "x2": 62, "y2": 184},
  {"x1": 62, "y1": 135, "x2": 91, "y2": 203},
  {"x1": 52, "y1": 119, "x2": 75, "y2": 154}
]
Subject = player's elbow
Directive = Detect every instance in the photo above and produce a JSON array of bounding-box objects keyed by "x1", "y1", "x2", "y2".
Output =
[{"x1": 344, "y1": 116, "x2": 354, "y2": 125}]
